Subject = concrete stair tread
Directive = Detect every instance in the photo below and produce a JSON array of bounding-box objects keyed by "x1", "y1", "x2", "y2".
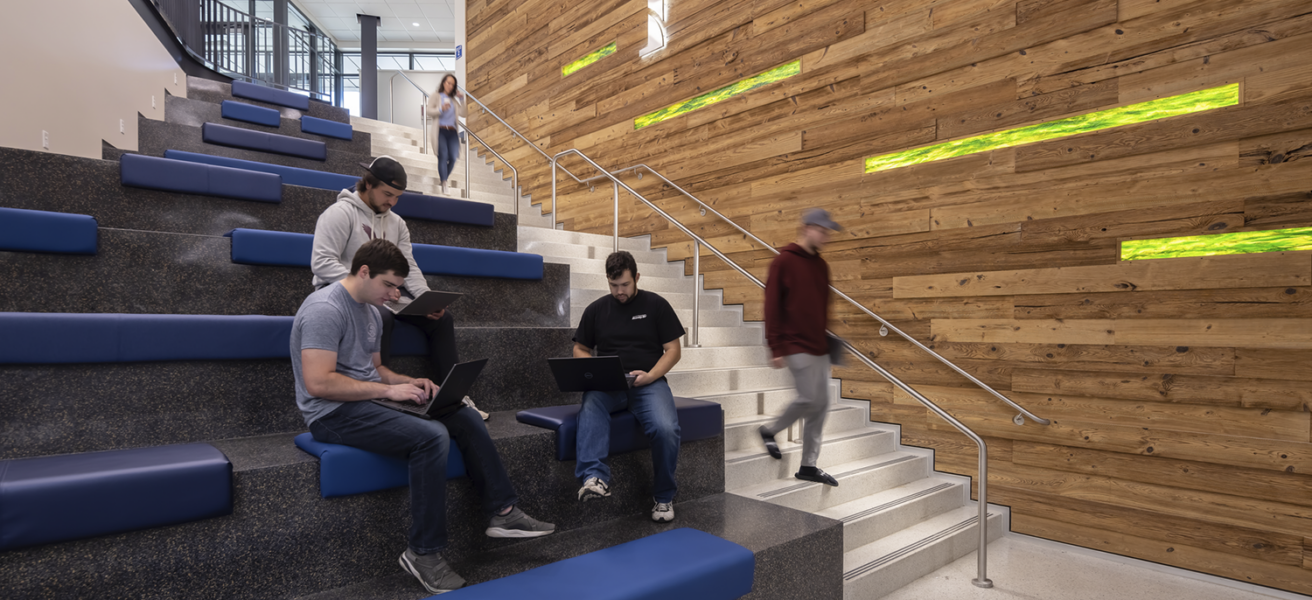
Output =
[
  {"x1": 842, "y1": 505, "x2": 1002, "y2": 582},
  {"x1": 729, "y1": 449, "x2": 923, "y2": 496},
  {"x1": 724, "y1": 428, "x2": 895, "y2": 465},
  {"x1": 817, "y1": 477, "x2": 964, "y2": 525},
  {"x1": 724, "y1": 404, "x2": 863, "y2": 430}
]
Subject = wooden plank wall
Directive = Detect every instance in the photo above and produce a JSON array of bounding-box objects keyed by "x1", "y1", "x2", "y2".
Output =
[{"x1": 468, "y1": 0, "x2": 1312, "y2": 592}]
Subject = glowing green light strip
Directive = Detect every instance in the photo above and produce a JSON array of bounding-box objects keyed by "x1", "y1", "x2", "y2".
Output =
[
  {"x1": 562, "y1": 42, "x2": 617, "y2": 77},
  {"x1": 1121, "y1": 227, "x2": 1312, "y2": 261},
  {"x1": 635, "y1": 60, "x2": 801, "y2": 130},
  {"x1": 865, "y1": 83, "x2": 1240, "y2": 173}
]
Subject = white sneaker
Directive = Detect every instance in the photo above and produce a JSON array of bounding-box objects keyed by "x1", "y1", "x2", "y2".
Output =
[
  {"x1": 577, "y1": 477, "x2": 611, "y2": 502},
  {"x1": 440, "y1": 180, "x2": 448, "y2": 194},
  {"x1": 651, "y1": 500, "x2": 674, "y2": 523},
  {"x1": 463, "y1": 396, "x2": 489, "y2": 421}
]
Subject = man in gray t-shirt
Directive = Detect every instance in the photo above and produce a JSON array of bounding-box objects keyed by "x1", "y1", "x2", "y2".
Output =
[{"x1": 290, "y1": 239, "x2": 554, "y2": 594}]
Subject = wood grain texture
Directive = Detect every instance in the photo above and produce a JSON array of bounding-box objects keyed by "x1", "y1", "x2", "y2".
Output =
[{"x1": 471, "y1": 1, "x2": 1312, "y2": 591}]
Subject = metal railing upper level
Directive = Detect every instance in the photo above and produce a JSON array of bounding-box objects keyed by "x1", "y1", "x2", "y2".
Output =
[{"x1": 152, "y1": 0, "x2": 339, "y2": 102}]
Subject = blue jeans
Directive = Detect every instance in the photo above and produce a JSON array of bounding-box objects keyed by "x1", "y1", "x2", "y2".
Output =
[
  {"x1": 309, "y1": 401, "x2": 518, "y2": 554},
  {"x1": 437, "y1": 128, "x2": 460, "y2": 182},
  {"x1": 575, "y1": 378, "x2": 680, "y2": 503}
]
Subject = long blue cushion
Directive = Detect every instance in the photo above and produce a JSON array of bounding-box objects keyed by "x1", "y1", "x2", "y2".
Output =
[
  {"x1": 412, "y1": 244, "x2": 543, "y2": 280},
  {"x1": 436, "y1": 528, "x2": 754, "y2": 599},
  {"x1": 0, "y1": 207, "x2": 97, "y2": 255},
  {"x1": 227, "y1": 228, "x2": 544, "y2": 280},
  {"x1": 294, "y1": 433, "x2": 465, "y2": 498},
  {"x1": 231, "y1": 80, "x2": 310, "y2": 110},
  {"x1": 121, "y1": 153, "x2": 282, "y2": 203},
  {"x1": 394, "y1": 192, "x2": 495, "y2": 228},
  {"x1": 221, "y1": 100, "x2": 282, "y2": 127},
  {"x1": 0, "y1": 313, "x2": 293, "y2": 364},
  {"x1": 0, "y1": 443, "x2": 232, "y2": 551},
  {"x1": 164, "y1": 150, "x2": 357, "y2": 191},
  {"x1": 301, "y1": 116, "x2": 353, "y2": 140},
  {"x1": 516, "y1": 397, "x2": 723, "y2": 461},
  {"x1": 203, "y1": 123, "x2": 327, "y2": 161}
]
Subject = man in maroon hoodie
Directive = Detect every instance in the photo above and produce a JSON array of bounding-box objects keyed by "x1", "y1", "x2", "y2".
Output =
[{"x1": 758, "y1": 208, "x2": 841, "y2": 486}]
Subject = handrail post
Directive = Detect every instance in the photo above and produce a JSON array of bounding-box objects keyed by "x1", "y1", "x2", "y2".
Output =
[
  {"x1": 690, "y1": 241, "x2": 700, "y2": 348},
  {"x1": 974, "y1": 443, "x2": 992, "y2": 588},
  {"x1": 551, "y1": 157, "x2": 558, "y2": 229},
  {"x1": 613, "y1": 181, "x2": 619, "y2": 254},
  {"x1": 464, "y1": 127, "x2": 471, "y2": 200}
]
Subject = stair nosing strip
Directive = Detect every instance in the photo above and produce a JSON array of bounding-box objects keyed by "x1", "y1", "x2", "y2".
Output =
[
  {"x1": 838, "y1": 483, "x2": 955, "y2": 523},
  {"x1": 729, "y1": 430, "x2": 888, "y2": 465},
  {"x1": 843, "y1": 513, "x2": 995, "y2": 581},
  {"x1": 756, "y1": 454, "x2": 915, "y2": 497}
]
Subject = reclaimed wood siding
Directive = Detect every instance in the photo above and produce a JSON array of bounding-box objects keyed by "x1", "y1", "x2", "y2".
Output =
[{"x1": 469, "y1": 0, "x2": 1312, "y2": 591}]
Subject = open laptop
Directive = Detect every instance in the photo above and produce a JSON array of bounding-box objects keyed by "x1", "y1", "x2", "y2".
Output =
[
  {"x1": 385, "y1": 290, "x2": 462, "y2": 317},
  {"x1": 548, "y1": 356, "x2": 636, "y2": 393},
  {"x1": 372, "y1": 358, "x2": 488, "y2": 420}
]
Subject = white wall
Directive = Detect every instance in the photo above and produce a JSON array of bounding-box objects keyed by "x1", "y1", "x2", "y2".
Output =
[
  {"x1": 378, "y1": 71, "x2": 450, "y2": 134},
  {"x1": 0, "y1": 1, "x2": 186, "y2": 159}
]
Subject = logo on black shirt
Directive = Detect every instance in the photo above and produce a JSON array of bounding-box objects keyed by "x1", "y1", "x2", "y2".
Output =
[{"x1": 632, "y1": 314, "x2": 647, "y2": 320}]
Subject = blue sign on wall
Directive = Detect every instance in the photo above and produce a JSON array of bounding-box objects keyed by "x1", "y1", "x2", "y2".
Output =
[{"x1": 456, "y1": 45, "x2": 463, "y2": 60}]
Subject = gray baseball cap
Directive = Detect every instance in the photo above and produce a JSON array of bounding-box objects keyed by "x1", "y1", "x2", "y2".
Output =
[{"x1": 801, "y1": 208, "x2": 842, "y2": 231}]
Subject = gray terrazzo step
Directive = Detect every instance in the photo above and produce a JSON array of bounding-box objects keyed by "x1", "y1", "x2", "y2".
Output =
[
  {"x1": 729, "y1": 451, "x2": 930, "y2": 514},
  {"x1": 0, "y1": 421, "x2": 727, "y2": 600},
  {"x1": 136, "y1": 116, "x2": 371, "y2": 176},
  {"x1": 842, "y1": 506, "x2": 1004, "y2": 600},
  {"x1": 188, "y1": 78, "x2": 351, "y2": 124},
  {"x1": 164, "y1": 94, "x2": 373, "y2": 155},
  {"x1": 294, "y1": 493, "x2": 843, "y2": 600},
  {"x1": 724, "y1": 430, "x2": 900, "y2": 491},
  {"x1": 816, "y1": 477, "x2": 968, "y2": 552}
]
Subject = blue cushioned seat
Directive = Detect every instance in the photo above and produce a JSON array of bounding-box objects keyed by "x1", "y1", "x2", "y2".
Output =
[
  {"x1": 231, "y1": 80, "x2": 310, "y2": 110},
  {"x1": 515, "y1": 397, "x2": 723, "y2": 461},
  {"x1": 301, "y1": 116, "x2": 353, "y2": 140},
  {"x1": 121, "y1": 153, "x2": 282, "y2": 203},
  {"x1": 435, "y1": 528, "x2": 754, "y2": 599},
  {"x1": 203, "y1": 123, "x2": 327, "y2": 161},
  {"x1": 393, "y1": 192, "x2": 495, "y2": 228},
  {"x1": 164, "y1": 150, "x2": 357, "y2": 191},
  {"x1": 294, "y1": 433, "x2": 465, "y2": 498},
  {"x1": 0, "y1": 443, "x2": 232, "y2": 551},
  {"x1": 0, "y1": 207, "x2": 97, "y2": 255},
  {"x1": 227, "y1": 228, "x2": 544, "y2": 279},
  {"x1": 411, "y1": 244, "x2": 544, "y2": 280},
  {"x1": 221, "y1": 100, "x2": 282, "y2": 127},
  {"x1": 0, "y1": 312, "x2": 293, "y2": 364}
]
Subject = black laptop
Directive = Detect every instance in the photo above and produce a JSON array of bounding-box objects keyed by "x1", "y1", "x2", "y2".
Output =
[
  {"x1": 372, "y1": 358, "x2": 488, "y2": 419},
  {"x1": 548, "y1": 356, "x2": 636, "y2": 393}
]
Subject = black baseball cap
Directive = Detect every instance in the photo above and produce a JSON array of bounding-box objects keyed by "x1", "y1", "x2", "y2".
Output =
[{"x1": 359, "y1": 156, "x2": 407, "y2": 191}]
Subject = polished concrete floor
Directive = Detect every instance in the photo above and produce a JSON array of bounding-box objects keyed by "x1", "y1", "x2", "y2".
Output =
[{"x1": 883, "y1": 534, "x2": 1309, "y2": 600}]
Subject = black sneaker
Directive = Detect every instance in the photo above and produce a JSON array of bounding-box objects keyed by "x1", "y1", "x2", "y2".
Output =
[
  {"x1": 486, "y1": 506, "x2": 556, "y2": 538},
  {"x1": 759, "y1": 426, "x2": 781, "y2": 459},
  {"x1": 795, "y1": 466, "x2": 838, "y2": 486},
  {"x1": 399, "y1": 549, "x2": 465, "y2": 594}
]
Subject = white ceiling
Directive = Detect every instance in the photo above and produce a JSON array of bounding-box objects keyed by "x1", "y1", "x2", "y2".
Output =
[{"x1": 295, "y1": 0, "x2": 458, "y2": 50}]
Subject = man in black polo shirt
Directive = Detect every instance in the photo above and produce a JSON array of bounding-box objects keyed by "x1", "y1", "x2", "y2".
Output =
[{"x1": 572, "y1": 251, "x2": 684, "y2": 522}]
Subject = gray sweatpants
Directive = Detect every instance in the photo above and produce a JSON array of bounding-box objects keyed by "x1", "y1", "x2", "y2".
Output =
[{"x1": 763, "y1": 352, "x2": 832, "y2": 467}]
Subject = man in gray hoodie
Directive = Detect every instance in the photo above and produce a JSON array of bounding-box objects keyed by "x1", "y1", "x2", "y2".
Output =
[{"x1": 311, "y1": 156, "x2": 475, "y2": 415}]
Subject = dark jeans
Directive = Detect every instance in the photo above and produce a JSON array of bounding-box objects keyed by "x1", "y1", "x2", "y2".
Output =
[
  {"x1": 437, "y1": 128, "x2": 460, "y2": 182},
  {"x1": 309, "y1": 402, "x2": 518, "y2": 554},
  {"x1": 379, "y1": 310, "x2": 459, "y2": 382},
  {"x1": 575, "y1": 378, "x2": 680, "y2": 503}
]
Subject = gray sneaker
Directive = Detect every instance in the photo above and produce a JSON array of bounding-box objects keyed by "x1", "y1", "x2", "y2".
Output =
[
  {"x1": 486, "y1": 506, "x2": 556, "y2": 538},
  {"x1": 399, "y1": 549, "x2": 465, "y2": 594},
  {"x1": 577, "y1": 476, "x2": 611, "y2": 502},
  {"x1": 651, "y1": 500, "x2": 675, "y2": 523}
]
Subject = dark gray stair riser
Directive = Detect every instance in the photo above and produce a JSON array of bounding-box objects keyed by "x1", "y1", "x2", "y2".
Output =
[
  {"x1": 294, "y1": 492, "x2": 842, "y2": 600},
  {"x1": 0, "y1": 146, "x2": 517, "y2": 251},
  {"x1": 0, "y1": 326, "x2": 573, "y2": 460},
  {"x1": 165, "y1": 94, "x2": 373, "y2": 155},
  {"x1": 0, "y1": 429, "x2": 726, "y2": 600},
  {"x1": 184, "y1": 79, "x2": 351, "y2": 124},
  {"x1": 0, "y1": 230, "x2": 563, "y2": 324},
  {"x1": 137, "y1": 116, "x2": 370, "y2": 176}
]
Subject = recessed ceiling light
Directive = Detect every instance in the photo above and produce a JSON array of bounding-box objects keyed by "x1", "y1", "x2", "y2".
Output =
[{"x1": 412, "y1": 22, "x2": 420, "y2": 26}]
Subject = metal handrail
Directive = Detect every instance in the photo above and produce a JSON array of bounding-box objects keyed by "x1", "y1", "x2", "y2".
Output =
[
  {"x1": 551, "y1": 147, "x2": 994, "y2": 589},
  {"x1": 572, "y1": 162, "x2": 1049, "y2": 427},
  {"x1": 458, "y1": 86, "x2": 587, "y2": 183},
  {"x1": 389, "y1": 71, "x2": 428, "y2": 154},
  {"x1": 460, "y1": 124, "x2": 519, "y2": 216}
]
